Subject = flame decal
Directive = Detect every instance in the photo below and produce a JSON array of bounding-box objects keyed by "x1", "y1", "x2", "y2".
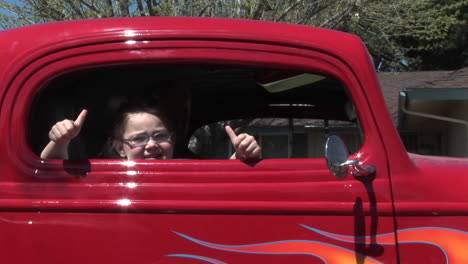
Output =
[
  {"x1": 397, "y1": 227, "x2": 468, "y2": 264},
  {"x1": 167, "y1": 254, "x2": 227, "y2": 264},
  {"x1": 301, "y1": 224, "x2": 396, "y2": 245},
  {"x1": 172, "y1": 226, "x2": 468, "y2": 264},
  {"x1": 302, "y1": 225, "x2": 468, "y2": 264},
  {"x1": 174, "y1": 232, "x2": 383, "y2": 264}
]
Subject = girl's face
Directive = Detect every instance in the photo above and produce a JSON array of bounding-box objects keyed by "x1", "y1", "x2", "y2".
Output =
[{"x1": 115, "y1": 112, "x2": 174, "y2": 160}]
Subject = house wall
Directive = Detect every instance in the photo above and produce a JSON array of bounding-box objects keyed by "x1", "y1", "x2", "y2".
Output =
[
  {"x1": 399, "y1": 98, "x2": 468, "y2": 157},
  {"x1": 447, "y1": 101, "x2": 468, "y2": 157}
]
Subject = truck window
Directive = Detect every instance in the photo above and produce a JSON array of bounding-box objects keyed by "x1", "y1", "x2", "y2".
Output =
[
  {"x1": 190, "y1": 118, "x2": 361, "y2": 159},
  {"x1": 29, "y1": 65, "x2": 362, "y2": 159}
]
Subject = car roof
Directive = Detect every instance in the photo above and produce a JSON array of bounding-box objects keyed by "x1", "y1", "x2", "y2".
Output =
[{"x1": 0, "y1": 16, "x2": 364, "y2": 66}]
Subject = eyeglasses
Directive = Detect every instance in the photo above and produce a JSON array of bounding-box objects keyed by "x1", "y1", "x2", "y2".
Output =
[{"x1": 122, "y1": 132, "x2": 173, "y2": 147}]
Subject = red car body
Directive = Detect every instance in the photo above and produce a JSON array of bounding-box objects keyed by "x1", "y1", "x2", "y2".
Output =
[{"x1": 0, "y1": 17, "x2": 467, "y2": 264}]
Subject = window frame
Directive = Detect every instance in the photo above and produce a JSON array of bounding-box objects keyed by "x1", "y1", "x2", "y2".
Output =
[{"x1": 4, "y1": 39, "x2": 386, "y2": 182}]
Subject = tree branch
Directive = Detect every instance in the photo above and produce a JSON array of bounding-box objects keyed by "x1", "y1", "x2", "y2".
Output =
[
  {"x1": 198, "y1": 3, "x2": 213, "y2": 17},
  {"x1": 276, "y1": 0, "x2": 303, "y2": 22},
  {"x1": 0, "y1": 2, "x2": 36, "y2": 25},
  {"x1": 252, "y1": 0, "x2": 266, "y2": 20},
  {"x1": 145, "y1": 0, "x2": 156, "y2": 16},
  {"x1": 64, "y1": 0, "x2": 85, "y2": 18},
  {"x1": 136, "y1": 0, "x2": 146, "y2": 16},
  {"x1": 118, "y1": 0, "x2": 130, "y2": 16},
  {"x1": 77, "y1": 0, "x2": 107, "y2": 18},
  {"x1": 103, "y1": 0, "x2": 115, "y2": 17}
]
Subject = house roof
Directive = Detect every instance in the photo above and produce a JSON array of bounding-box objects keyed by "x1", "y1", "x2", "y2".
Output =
[{"x1": 377, "y1": 67, "x2": 468, "y2": 123}]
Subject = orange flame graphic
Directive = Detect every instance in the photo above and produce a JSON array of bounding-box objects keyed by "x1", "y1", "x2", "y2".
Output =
[
  {"x1": 175, "y1": 232, "x2": 383, "y2": 264},
  {"x1": 302, "y1": 225, "x2": 468, "y2": 264}
]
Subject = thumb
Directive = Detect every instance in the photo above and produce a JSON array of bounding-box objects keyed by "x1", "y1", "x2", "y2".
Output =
[
  {"x1": 225, "y1": 125, "x2": 238, "y2": 144},
  {"x1": 74, "y1": 109, "x2": 88, "y2": 128}
]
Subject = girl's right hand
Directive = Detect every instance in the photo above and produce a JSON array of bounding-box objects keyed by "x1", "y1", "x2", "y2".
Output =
[{"x1": 48, "y1": 109, "x2": 87, "y2": 144}]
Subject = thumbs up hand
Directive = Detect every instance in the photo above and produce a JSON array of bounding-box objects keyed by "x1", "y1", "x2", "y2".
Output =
[
  {"x1": 41, "y1": 109, "x2": 87, "y2": 159},
  {"x1": 225, "y1": 125, "x2": 261, "y2": 160},
  {"x1": 48, "y1": 109, "x2": 87, "y2": 144}
]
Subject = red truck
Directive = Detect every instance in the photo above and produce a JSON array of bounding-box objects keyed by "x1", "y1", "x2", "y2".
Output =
[{"x1": 1, "y1": 17, "x2": 467, "y2": 264}]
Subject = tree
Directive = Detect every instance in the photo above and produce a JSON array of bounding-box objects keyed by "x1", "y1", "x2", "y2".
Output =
[
  {"x1": 1, "y1": 0, "x2": 467, "y2": 71},
  {"x1": 347, "y1": 0, "x2": 468, "y2": 71}
]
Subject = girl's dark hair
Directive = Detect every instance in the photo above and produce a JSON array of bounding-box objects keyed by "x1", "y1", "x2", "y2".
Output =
[{"x1": 99, "y1": 99, "x2": 174, "y2": 159}]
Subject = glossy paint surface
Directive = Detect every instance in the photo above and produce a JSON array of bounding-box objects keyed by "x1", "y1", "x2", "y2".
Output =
[{"x1": 0, "y1": 17, "x2": 466, "y2": 263}]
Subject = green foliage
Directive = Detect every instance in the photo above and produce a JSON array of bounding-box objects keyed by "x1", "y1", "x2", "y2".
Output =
[
  {"x1": 1, "y1": 0, "x2": 466, "y2": 71},
  {"x1": 347, "y1": 0, "x2": 468, "y2": 70}
]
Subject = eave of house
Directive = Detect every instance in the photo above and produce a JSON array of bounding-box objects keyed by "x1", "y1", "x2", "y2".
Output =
[{"x1": 377, "y1": 67, "x2": 468, "y2": 126}]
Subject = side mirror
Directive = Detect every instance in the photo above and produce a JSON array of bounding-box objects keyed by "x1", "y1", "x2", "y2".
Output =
[
  {"x1": 325, "y1": 135, "x2": 376, "y2": 179},
  {"x1": 325, "y1": 135, "x2": 351, "y2": 178}
]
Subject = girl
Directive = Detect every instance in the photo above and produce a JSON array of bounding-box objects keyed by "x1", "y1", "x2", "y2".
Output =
[{"x1": 40, "y1": 104, "x2": 261, "y2": 160}]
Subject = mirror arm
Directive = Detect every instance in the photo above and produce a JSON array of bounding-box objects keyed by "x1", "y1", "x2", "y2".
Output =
[
  {"x1": 340, "y1": 160, "x2": 376, "y2": 177},
  {"x1": 351, "y1": 162, "x2": 376, "y2": 177}
]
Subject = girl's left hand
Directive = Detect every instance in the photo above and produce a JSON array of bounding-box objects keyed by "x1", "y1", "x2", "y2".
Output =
[{"x1": 225, "y1": 125, "x2": 261, "y2": 160}]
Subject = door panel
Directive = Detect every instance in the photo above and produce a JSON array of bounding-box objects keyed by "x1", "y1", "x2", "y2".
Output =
[{"x1": 1, "y1": 38, "x2": 397, "y2": 263}]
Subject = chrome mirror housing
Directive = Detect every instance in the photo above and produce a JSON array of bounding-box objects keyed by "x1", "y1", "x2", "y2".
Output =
[
  {"x1": 325, "y1": 135, "x2": 350, "y2": 178},
  {"x1": 325, "y1": 135, "x2": 376, "y2": 179}
]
